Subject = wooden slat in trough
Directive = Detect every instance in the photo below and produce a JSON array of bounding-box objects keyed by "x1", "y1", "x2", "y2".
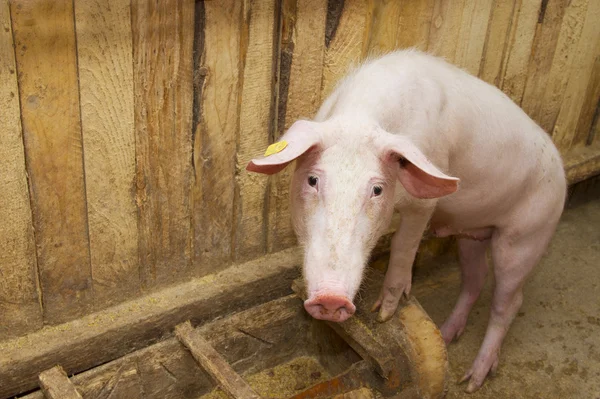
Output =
[
  {"x1": 175, "y1": 321, "x2": 262, "y2": 399},
  {"x1": 38, "y1": 366, "x2": 82, "y2": 399}
]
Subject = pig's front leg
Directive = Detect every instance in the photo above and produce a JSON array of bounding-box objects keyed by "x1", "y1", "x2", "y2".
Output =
[{"x1": 371, "y1": 208, "x2": 433, "y2": 322}]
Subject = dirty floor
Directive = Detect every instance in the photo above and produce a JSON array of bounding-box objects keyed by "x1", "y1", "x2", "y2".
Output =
[{"x1": 411, "y1": 197, "x2": 600, "y2": 398}]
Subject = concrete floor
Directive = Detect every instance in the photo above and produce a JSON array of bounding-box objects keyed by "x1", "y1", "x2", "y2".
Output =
[{"x1": 411, "y1": 198, "x2": 600, "y2": 398}]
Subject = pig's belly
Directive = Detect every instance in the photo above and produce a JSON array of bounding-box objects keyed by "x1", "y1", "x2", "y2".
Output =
[{"x1": 428, "y1": 195, "x2": 505, "y2": 240}]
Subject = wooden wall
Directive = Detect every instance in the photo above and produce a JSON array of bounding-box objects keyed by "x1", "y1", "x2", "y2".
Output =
[{"x1": 1, "y1": 0, "x2": 599, "y2": 340}]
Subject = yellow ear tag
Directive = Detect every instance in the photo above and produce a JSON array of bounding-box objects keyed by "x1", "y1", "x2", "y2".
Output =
[{"x1": 264, "y1": 141, "x2": 288, "y2": 157}]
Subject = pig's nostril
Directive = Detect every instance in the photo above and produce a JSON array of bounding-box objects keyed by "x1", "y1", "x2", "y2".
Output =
[{"x1": 304, "y1": 295, "x2": 356, "y2": 322}]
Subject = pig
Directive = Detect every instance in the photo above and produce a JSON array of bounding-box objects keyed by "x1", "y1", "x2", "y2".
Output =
[{"x1": 246, "y1": 49, "x2": 567, "y2": 392}]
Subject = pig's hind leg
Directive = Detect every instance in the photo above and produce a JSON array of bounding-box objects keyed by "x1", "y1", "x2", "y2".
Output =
[
  {"x1": 440, "y1": 238, "x2": 491, "y2": 345},
  {"x1": 460, "y1": 213, "x2": 561, "y2": 393}
]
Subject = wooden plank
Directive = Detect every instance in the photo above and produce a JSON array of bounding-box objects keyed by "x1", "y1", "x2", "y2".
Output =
[
  {"x1": 268, "y1": 0, "x2": 327, "y2": 253},
  {"x1": 454, "y1": 0, "x2": 494, "y2": 75},
  {"x1": 131, "y1": 0, "x2": 195, "y2": 288},
  {"x1": 535, "y1": 0, "x2": 589, "y2": 134},
  {"x1": 501, "y1": 0, "x2": 543, "y2": 104},
  {"x1": 193, "y1": 0, "x2": 241, "y2": 273},
  {"x1": 0, "y1": 0, "x2": 43, "y2": 340},
  {"x1": 551, "y1": 0, "x2": 600, "y2": 151},
  {"x1": 11, "y1": 0, "x2": 93, "y2": 324},
  {"x1": 427, "y1": 0, "x2": 466, "y2": 63},
  {"x1": 564, "y1": 141, "x2": 600, "y2": 184},
  {"x1": 367, "y1": 0, "x2": 402, "y2": 56},
  {"x1": 321, "y1": 0, "x2": 372, "y2": 99},
  {"x1": 479, "y1": 0, "x2": 517, "y2": 86},
  {"x1": 75, "y1": 0, "x2": 139, "y2": 308},
  {"x1": 39, "y1": 365, "x2": 82, "y2": 399},
  {"x1": 0, "y1": 247, "x2": 302, "y2": 398},
  {"x1": 521, "y1": 0, "x2": 570, "y2": 122},
  {"x1": 234, "y1": 0, "x2": 278, "y2": 262},
  {"x1": 396, "y1": 0, "x2": 436, "y2": 51},
  {"x1": 175, "y1": 321, "x2": 262, "y2": 399},
  {"x1": 574, "y1": 55, "x2": 600, "y2": 147}
]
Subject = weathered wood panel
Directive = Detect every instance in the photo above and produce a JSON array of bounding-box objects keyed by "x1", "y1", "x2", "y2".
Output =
[
  {"x1": 193, "y1": 0, "x2": 241, "y2": 273},
  {"x1": 11, "y1": 0, "x2": 93, "y2": 324},
  {"x1": 132, "y1": 0, "x2": 195, "y2": 288},
  {"x1": 479, "y1": 0, "x2": 516, "y2": 85},
  {"x1": 396, "y1": 0, "x2": 435, "y2": 51},
  {"x1": 321, "y1": 0, "x2": 372, "y2": 99},
  {"x1": 551, "y1": 0, "x2": 600, "y2": 150},
  {"x1": 75, "y1": 0, "x2": 139, "y2": 308},
  {"x1": 574, "y1": 57, "x2": 600, "y2": 147},
  {"x1": 454, "y1": 0, "x2": 494, "y2": 75},
  {"x1": 234, "y1": 0, "x2": 278, "y2": 262},
  {"x1": 500, "y1": 0, "x2": 542, "y2": 104},
  {"x1": 428, "y1": 0, "x2": 466, "y2": 63},
  {"x1": 536, "y1": 0, "x2": 589, "y2": 133},
  {"x1": 367, "y1": 0, "x2": 402, "y2": 56},
  {"x1": 0, "y1": 0, "x2": 42, "y2": 339},
  {"x1": 522, "y1": 0, "x2": 570, "y2": 122},
  {"x1": 268, "y1": 0, "x2": 327, "y2": 253}
]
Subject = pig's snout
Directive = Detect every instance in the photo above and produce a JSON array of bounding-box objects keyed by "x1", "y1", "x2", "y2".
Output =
[{"x1": 304, "y1": 295, "x2": 356, "y2": 322}]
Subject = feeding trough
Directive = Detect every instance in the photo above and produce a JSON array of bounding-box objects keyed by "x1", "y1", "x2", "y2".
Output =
[{"x1": 19, "y1": 270, "x2": 448, "y2": 399}]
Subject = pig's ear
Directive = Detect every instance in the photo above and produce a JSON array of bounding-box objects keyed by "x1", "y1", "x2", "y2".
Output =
[
  {"x1": 382, "y1": 135, "x2": 460, "y2": 199},
  {"x1": 246, "y1": 120, "x2": 321, "y2": 175}
]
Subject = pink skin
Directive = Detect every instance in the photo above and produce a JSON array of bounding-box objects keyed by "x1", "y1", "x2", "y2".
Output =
[{"x1": 247, "y1": 50, "x2": 567, "y2": 393}]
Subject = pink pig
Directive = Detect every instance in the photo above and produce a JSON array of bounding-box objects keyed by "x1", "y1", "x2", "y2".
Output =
[{"x1": 247, "y1": 50, "x2": 566, "y2": 392}]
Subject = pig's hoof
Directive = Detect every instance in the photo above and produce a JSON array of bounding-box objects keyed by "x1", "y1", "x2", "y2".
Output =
[{"x1": 458, "y1": 353, "x2": 499, "y2": 393}]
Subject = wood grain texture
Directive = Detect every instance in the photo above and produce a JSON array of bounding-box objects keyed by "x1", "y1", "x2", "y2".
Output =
[
  {"x1": 535, "y1": 0, "x2": 589, "y2": 135},
  {"x1": 11, "y1": 0, "x2": 93, "y2": 324},
  {"x1": 0, "y1": 0, "x2": 42, "y2": 340},
  {"x1": 396, "y1": 0, "x2": 436, "y2": 51},
  {"x1": 193, "y1": 0, "x2": 241, "y2": 273},
  {"x1": 501, "y1": 0, "x2": 543, "y2": 104},
  {"x1": 175, "y1": 321, "x2": 261, "y2": 399},
  {"x1": 479, "y1": 0, "x2": 517, "y2": 86},
  {"x1": 321, "y1": 0, "x2": 372, "y2": 99},
  {"x1": 574, "y1": 56, "x2": 600, "y2": 147},
  {"x1": 551, "y1": 0, "x2": 599, "y2": 150},
  {"x1": 454, "y1": 0, "x2": 494, "y2": 75},
  {"x1": 234, "y1": 0, "x2": 278, "y2": 262},
  {"x1": 39, "y1": 365, "x2": 82, "y2": 399},
  {"x1": 427, "y1": 0, "x2": 466, "y2": 63},
  {"x1": 132, "y1": 0, "x2": 195, "y2": 288},
  {"x1": 521, "y1": 0, "x2": 570, "y2": 123},
  {"x1": 367, "y1": 0, "x2": 402, "y2": 56},
  {"x1": 75, "y1": 0, "x2": 138, "y2": 309},
  {"x1": 564, "y1": 141, "x2": 600, "y2": 184},
  {"x1": 268, "y1": 0, "x2": 327, "y2": 253}
]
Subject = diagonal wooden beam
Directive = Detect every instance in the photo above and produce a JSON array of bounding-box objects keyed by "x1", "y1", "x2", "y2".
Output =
[{"x1": 175, "y1": 321, "x2": 262, "y2": 399}]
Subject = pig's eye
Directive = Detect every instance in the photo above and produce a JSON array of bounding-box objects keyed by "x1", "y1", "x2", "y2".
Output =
[
  {"x1": 372, "y1": 186, "x2": 383, "y2": 197},
  {"x1": 308, "y1": 176, "x2": 318, "y2": 188}
]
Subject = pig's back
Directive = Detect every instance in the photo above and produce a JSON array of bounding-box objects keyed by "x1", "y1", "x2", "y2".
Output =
[{"x1": 319, "y1": 50, "x2": 566, "y2": 227}]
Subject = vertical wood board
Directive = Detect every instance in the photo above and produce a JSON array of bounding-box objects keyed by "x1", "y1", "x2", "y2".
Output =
[
  {"x1": 552, "y1": 0, "x2": 600, "y2": 150},
  {"x1": 75, "y1": 0, "x2": 139, "y2": 308},
  {"x1": 521, "y1": 0, "x2": 570, "y2": 123},
  {"x1": 427, "y1": 0, "x2": 466, "y2": 63},
  {"x1": 0, "y1": 0, "x2": 42, "y2": 339},
  {"x1": 367, "y1": 0, "x2": 402, "y2": 56},
  {"x1": 234, "y1": 0, "x2": 278, "y2": 262},
  {"x1": 396, "y1": 0, "x2": 436, "y2": 51},
  {"x1": 535, "y1": 0, "x2": 589, "y2": 134},
  {"x1": 479, "y1": 0, "x2": 517, "y2": 86},
  {"x1": 193, "y1": 0, "x2": 242, "y2": 273},
  {"x1": 501, "y1": 0, "x2": 543, "y2": 104},
  {"x1": 11, "y1": 0, "x2": 93, "y2": 324},
  {"x1": 132, "y1": 0, "x2": 195, "y2": 288},
  {"x1": 454, "y1": 0, "x2": 494, "y2": 75},
  {"x1": 321, "y1": 0, "x2": 372, "y2": 100},
  {"x1": 574, "y1": 56, "x2": 600, "y2": 147},
  {"x1": 268, "y1": 0, "x2": 327, "y2": 253}
]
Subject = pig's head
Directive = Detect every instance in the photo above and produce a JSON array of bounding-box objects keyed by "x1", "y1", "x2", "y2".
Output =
[{"x1": 247, "y1": 118, "x2": 458, "y2": 322}]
